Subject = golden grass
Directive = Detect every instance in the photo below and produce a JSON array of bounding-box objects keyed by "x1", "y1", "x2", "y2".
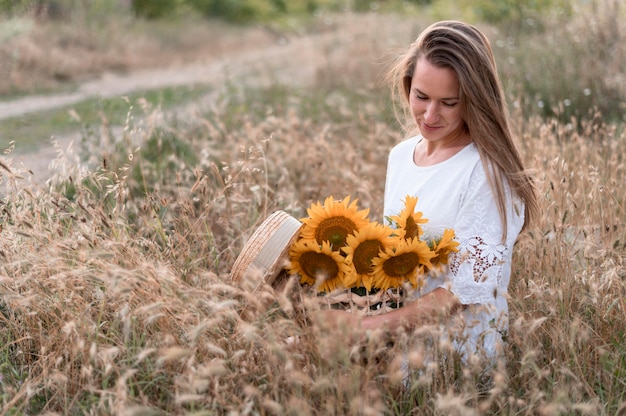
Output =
[{"x1": 0, "y1": 9, "x2": 625, "y2": 416}]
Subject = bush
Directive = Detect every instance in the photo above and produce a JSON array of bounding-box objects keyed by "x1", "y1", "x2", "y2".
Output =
[
  {"x1": 0, "y1": 0, "x2": 119, "y2": 21},
  {"x1": 131, "y1": 0, "x2": 179, "y2": 19},
  {"x1": 0, "y1": 0, "x2": 32, "y2": 16},
  {"x1": 458, "y1": 0, "x2": 573, "y2": 32},
  {"x1": 0, "y1": 0, "x2": 67, "y2": 19}
]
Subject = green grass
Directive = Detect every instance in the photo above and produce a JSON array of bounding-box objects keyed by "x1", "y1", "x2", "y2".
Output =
[{"x1": 4, "y1": 84, "x2": 212, "y2": 154}]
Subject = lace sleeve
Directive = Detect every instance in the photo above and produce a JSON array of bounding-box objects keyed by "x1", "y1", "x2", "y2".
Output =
[
  {"x1": 450, "y1": 236, "x2": 507, "y2": 282},
  {"x1": 446, "y1": 163, "x2": 524, "y2": 306}
]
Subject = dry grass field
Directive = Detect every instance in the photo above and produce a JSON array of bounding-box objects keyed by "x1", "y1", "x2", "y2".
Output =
[
  {"x1": 0, "y1": 3, "x2": 625, "y2": 415},
  {"x1": 0, "y1": 12, "x2": 282, "y2": 96}
]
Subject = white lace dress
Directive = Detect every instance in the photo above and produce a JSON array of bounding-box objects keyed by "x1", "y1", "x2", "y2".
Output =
[{"x1": 383, "y1": 135, "x2": 525, "y2": 361}]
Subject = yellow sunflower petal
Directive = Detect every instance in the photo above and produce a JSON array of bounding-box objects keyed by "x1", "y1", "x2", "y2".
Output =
[
  {"x1": 299, "y1": 195, "x2": 371, "y2": 250},
  {"x1": 388, "y1": 195, "x2": 429, "y2": 240},
  {"x1": 287, "y1": 239, "x2": 353, "y2": 293},
  {"x1": 371, "y1": 237, "x2": 436, "y2": 290},
  {"x1": 430, "y1": 228, "x2": 459, "y2": 268},
  {"x1": 342, "y1": 222, "x2": 396, "y2": 291}
]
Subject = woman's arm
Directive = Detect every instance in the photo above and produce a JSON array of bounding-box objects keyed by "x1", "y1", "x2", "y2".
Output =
[
  {"x1": 321, "y1": 287, "x2": 462, "y2": 333},
  {"x1": 361, "y1": 287, "x2": 462, "y2": 331}
]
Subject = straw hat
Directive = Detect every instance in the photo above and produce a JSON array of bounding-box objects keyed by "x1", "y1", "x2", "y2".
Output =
[{"x1": 231, "y1": 210, "x2": 302, "y2": 288}]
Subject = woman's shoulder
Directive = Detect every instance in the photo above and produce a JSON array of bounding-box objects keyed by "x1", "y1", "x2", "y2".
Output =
[
  {"x1": 435, "y1": 141, "x2": 481, "y2": 172},
  {"x1": 453, "y1": 142, "x2": 480, "y2": 163}
]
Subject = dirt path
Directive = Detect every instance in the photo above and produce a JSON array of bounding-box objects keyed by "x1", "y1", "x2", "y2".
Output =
[
  {"x1": 3, "y1": 31, "x2": 326, "y2": 183},
  {"x1": 2, "y1": 14, "x2": 411, "y2": 184}
]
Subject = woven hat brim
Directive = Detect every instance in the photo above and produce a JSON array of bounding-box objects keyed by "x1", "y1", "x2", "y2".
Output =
[{"x1": 231, "y1": 210, "x2": 302, "y2": 287}]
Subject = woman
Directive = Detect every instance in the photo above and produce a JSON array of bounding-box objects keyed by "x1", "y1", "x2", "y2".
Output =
[{"x1": 329, "y1": 20, "x2": 538, "y2": 363}]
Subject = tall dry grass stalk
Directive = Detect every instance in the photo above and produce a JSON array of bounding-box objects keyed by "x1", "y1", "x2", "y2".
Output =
[{"x1": 0, "y1": 10, "x2": 625, "y2": 416}]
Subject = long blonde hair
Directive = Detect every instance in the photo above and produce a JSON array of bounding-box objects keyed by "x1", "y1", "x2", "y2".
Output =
[{"x1": 387, "y1": 20, "x2": 538, "y2": 239}]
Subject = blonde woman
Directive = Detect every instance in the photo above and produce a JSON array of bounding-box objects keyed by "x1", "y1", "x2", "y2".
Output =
[{"x1": 329, "y1": 20, "x2": 539, "y2": 364}]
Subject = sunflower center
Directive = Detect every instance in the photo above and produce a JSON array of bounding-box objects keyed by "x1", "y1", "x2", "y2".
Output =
[
  {"x1": 353, "y1": 240, "x2": 382, "y2": 274},
  {"x1": 382, "y1": 252, "x2": 419, "y2": 277},
  {"x1": 315, "y1": 217, "x2": 356, "y2": 248},
  {"x1": 404, "y1": 217, "x2": 420, "y2": 239},
  {"x1": 299, "y1": 252, "x2": 339, "y2": 282}
]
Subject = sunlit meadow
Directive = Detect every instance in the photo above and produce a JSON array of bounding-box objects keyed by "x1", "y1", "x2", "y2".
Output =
[{"x1": 1, "y1": 4, "x2": 624, "y2": 415}]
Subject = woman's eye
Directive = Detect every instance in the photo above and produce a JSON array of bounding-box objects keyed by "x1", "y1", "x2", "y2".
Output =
[{"x1": 443, "y1": 101, "x2": 458, "y2": 107}]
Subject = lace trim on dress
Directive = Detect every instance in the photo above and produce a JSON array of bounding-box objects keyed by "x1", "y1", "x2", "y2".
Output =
[{"x1": 450, "y1": 236, "x2": 507, "y2": 282}]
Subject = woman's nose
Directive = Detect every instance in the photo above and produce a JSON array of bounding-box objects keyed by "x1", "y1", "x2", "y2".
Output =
[{"x1": 424, "y1": 102, "x2": 439, "y2": 123}]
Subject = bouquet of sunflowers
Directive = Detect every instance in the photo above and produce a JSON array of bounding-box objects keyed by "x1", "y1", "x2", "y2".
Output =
[{"x1": 286, "y1": 196, "x2": 458, "y2": 315}]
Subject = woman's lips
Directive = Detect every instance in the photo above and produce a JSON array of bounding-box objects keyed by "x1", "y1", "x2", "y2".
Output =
[{"x1": 420, "y1": 122, "x2": 441, "y2": 133}]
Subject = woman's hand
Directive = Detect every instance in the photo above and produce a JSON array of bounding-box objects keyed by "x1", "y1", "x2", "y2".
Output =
[{"x1": 360, "y1": 287, "x2": 462, "y2": 332}]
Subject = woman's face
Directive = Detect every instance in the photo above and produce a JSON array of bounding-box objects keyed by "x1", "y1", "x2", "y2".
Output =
[{"x1": 409, "y1": 57, "x2": 466, "y2": 143}]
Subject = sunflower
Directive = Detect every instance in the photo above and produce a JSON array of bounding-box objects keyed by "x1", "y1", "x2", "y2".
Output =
[
  {"x1": 370, "y1": 237, "x2": 436, "y2": 291},
  {"x1": 388, "y1": 195, "x2": 428, "y2": 240},
  {"x1": 429, "y1": 228, "x2": 459, "y2": 269},
  {"x1": 288, "y1": 239, "x2": 353, "y2": 293},
  {"x1": 299, "y1": 196, "x2": 371, "y2": 250},
  {"x1": 342, "y1": 222, "x2": 396, "y2": 291}
]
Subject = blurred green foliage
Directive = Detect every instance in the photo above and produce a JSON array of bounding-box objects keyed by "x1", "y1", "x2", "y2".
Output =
[
  {"x1": 0, "y1": 0, "x2": 124, "y2": 21},
  {"x1": 459, "y1": 0, "x2": 573, "y2": 32},
  {"x1": 185, "y1": 0, "x2": 264, "y2": 23},
  {"x1": 130, "y1": 0, "x2": 181, "y2": 19},
  {"x1": 0, "y1": 0, "x2": 570, "y2": 26},
  {"x1": 134, "y1": 0, "x2": 436, "y2": 21},
  {"x1": 0, "y1": 0, "x2": 430, "y2": 21}
]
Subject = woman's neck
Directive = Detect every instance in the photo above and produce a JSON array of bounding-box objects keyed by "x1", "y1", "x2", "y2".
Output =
[{"x1": 413, "y1": 132, "x2": 472, "y2": 166}]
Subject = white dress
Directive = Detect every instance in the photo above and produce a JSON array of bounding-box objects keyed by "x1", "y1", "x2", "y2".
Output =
[{"x1": 383, "y1": 135, "x2": 525, "y2": 361}]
